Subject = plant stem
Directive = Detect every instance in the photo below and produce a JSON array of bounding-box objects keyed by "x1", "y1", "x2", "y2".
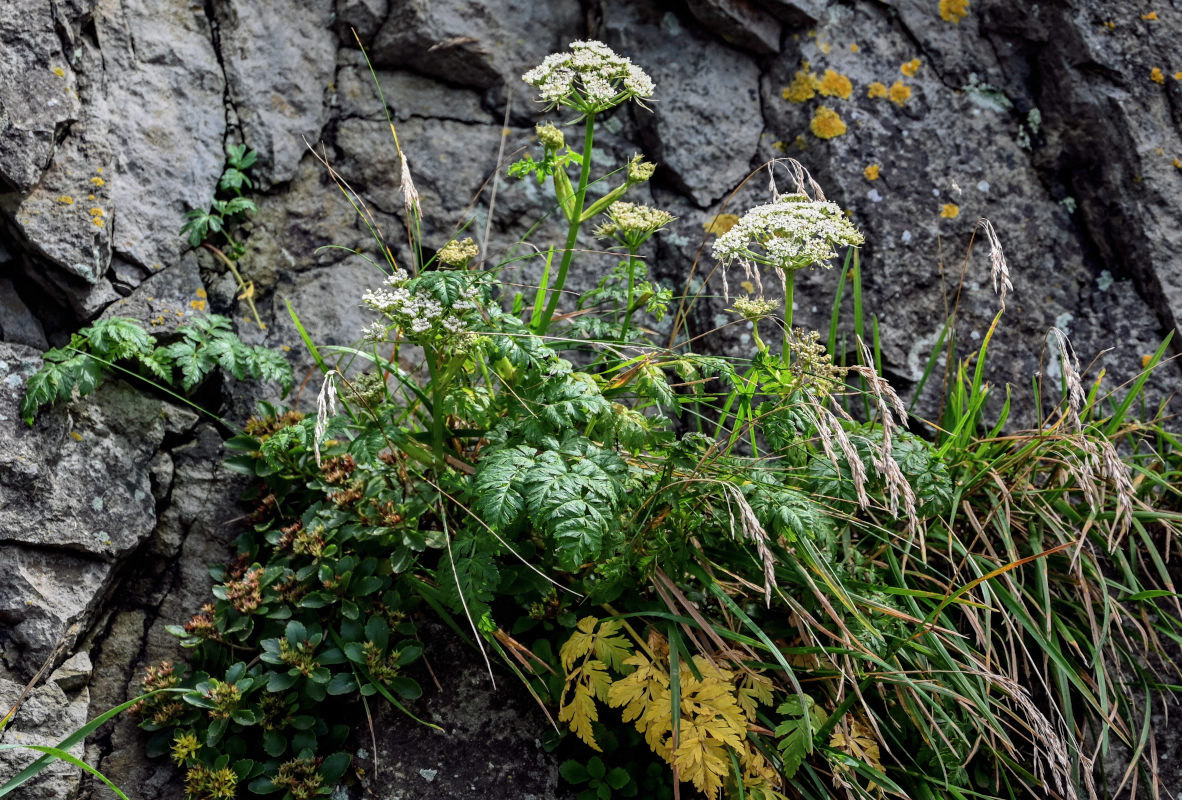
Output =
[
  {"x1": 535, "y1": 113, "x2": 596, "y2": 335},
  {"x1": 619, "y1": 246, "x2": 640, "y2": 340},
  {"x1": 425, "y1": 350, "x2": 446, "y2": 470},
  {"x1": 782, "y1": 270, "x2": 795, "y2": 354}
]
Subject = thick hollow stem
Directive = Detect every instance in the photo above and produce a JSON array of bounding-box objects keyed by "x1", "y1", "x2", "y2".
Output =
[
  {"x1": 619, "y1": 247, "x2": 640, "y2": 340},
  {"x1": 535, "y1": 113, "x2": 596, "y2": 335}
]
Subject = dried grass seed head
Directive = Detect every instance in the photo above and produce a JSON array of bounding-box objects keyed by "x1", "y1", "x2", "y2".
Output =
[{"x1": 977, "y1": 218, "x2": 1013, "y2": 311}]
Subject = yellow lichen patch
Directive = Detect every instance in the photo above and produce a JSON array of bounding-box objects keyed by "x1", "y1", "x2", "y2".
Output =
[
  {"x1": 850, "y1": 43, "x2": 860, "y2": 52},
  {"x1": 889, "y1": 80, "x2": 912, "y2": 105},
  {"x1": 52, "y1": 66, "x2": 66, "y2": 78},
  {"x1": 190, "y1": 300, "x2": 207, "y2": 311},
  {"x1": 1142, "y1": 11, "x2": 1158, "y2": 19},
  {"x1": 782, "y1": 69, "x2": 820, "y2": 102},
  {"x1": 69, "y1": 431, "x2": 83, "y2": 442},
  {"x1": 57, "y1": 195, "x2": 74, "y2": 205},
  {"x1": 90, "y1": 176, "x2": 105, "y2": 187},
  {"x1": 863, "y1": 164, "x2": 880, "y2": 180},
  {"x1": 820, "y1": 41, "x2": 832, "y2": 54},
  {"x1": 867, "y1": 81, "x2": 888, "y2": 99},
  {"x1": 818, "y1": 69, "x2": 853, "y2": 99},
  {"x1": 740, "y1": 280, "x2": 756, "y2": 294},
  {"x1": 89, "y1": 207, "x2": 104, "y2": 217},
  {"x1": 1173, "y1": 157, "x2": 1182, "y2": 168},
  {"x1": 939, "y1": 0, "x2": 970, "y2": 23},
  {"x1": 281, "y1": 344, "x2": 292, "y2": 352},
  {"x1": 810, "y1": 106, "x2": 847, "y2": 139},
  {"x1": 1175, "y1": 72, "x2": 1182, "y2": 80},
  {"x1": 93, "y1": 218, "x2": 104, "y2": 228},
  {"x1": 940, "y1": 203, "x2": 960, "y2": 218},
  {"x1": 1103, "y1": 20, "x2": 1116, "y2": 30},
  {"x1": 1151, "y1": 67, "x2": 1165, "y2": 84},
  {"x1": 88, "y1": 194, "x2": 95, "y2": 201},
  {"x1": 793, "y1": 134, "x2": 808, "y2": 150},
  {"x1": 703, "y1": 214, "x2": 740, "y2": 236},
  {"x1": 96, "y1": 167, "x2": 103, "y2": 173},
  {"x1": 901, "y1": 58, "x2": 922, "y2": 76},
  {"x1": 771, "y1": 140, "x2": 787, "y2": 152},
  {"x1": 196, "y1": 287, "x2": 208, "y2": 299}
]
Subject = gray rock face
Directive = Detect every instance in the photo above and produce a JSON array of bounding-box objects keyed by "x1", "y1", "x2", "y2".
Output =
[
  {"x1": 215, "y1": 0, "x2": 336, "y2": 185},
  {"x1": 0, "y1": 668, "x2": 90, "y2": 800},
  {"x1": 0, "y1": 0, "x2": 86, "y2": 192},
  {"x1": 605, "y1": 3, "x2": 765, "y2": 208}
]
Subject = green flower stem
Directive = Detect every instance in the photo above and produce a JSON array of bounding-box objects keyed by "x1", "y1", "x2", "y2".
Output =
[
  {"x1": 619, "y1": 246, "x2": 641, "y2": 340},
  {"x1": 783, "y1": 270, "x2": 795, "y2": 348},
  {"x1": 425, "y1": 350, "x2": 446, "y2": 469},
  {"x1": 535, "y1": 113, "x2": 596, "y2": 335}
]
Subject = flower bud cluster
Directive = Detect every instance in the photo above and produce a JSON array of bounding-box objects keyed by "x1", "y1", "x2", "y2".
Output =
[
  {"x1": 523, "y1": 40, "x2": 654, "y2": 115},
  {"x1": 437, "y1": 237, "x2": 480, "y2": 267},
  {"x1": 730, "y1": 295, "x2": 779, "y2": 323},
  {"x1": 787, "y1": 328, "x2": 846, "y2": 396},
  {"x1": 536, "y1": 122, "x2": 565, "y2": 150},
  {"x1": 595, "y1": 201, "x2": 675, "y2": 248}
]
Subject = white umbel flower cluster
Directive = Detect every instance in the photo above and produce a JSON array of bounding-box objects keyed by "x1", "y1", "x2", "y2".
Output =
[
  {"x1": 712, "y1": 193, "x2": 863, "y2": 296},
  {"x1": 361, "y1": 269, "x2": 482, "y2": 350},
  {"x1": 523, "y1": 40, "x2": 654, "y2": 114}
]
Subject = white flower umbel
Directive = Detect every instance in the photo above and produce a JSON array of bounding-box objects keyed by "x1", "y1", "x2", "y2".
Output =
[
  {"x1": 712, "y1": 193, "x2": 863, "y2": 299},
  {"x1": 523, "y1": 40, "x2": 654, "y2": 115}
]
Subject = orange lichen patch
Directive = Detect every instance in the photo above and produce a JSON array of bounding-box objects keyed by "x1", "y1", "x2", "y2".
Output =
[
  {"x1": 90, "y1": 176, "x2": 105, "y2": 187},
  {"x1": 850, "y1": 43, "x2": 860, "y2": 53},
  {"x1": 1175, "y1": 72, "x2": 1182, "y2": 80},
  {"x1": 1142, "y1": 11, "x2": 1158, "y2": 19},
  {"x1": 57, "y1": 195, "x2": 74, "y2": 205},
  {"x1": 889, "y1": 80, "x2": 912, "y2": 106},
  {"x1": 810, "y1": 106, "x2": 847, "y2": 139},
  {"x1": 863, "y1": 164, "x2": 880, "y2": 180},
  {"x1": 1173, "y1": 157, "x2": 1182, "y2": 168},
  {"x1": 782, "y1": 69, "x2": 820, "y2": 102},
  {"x1": 818, "y1": 69, "x2": 853, "y2": 99},
  {"x1": 703, "y1": 214, "x2": 740, "y2": 236},
  {"x1": 1151, "y1": 67, "x2": 1166, "y2": 84},
  {"x1": 901, "y1": 58, "x2": 922, "y2": 76},
  {"x1": 52, "y1": 66, "x2": 65, "y2": 78},
  {"x1": 190, "y1": 300, "x2": 207, "y2": 311},
  {"x1": 196, "y1": 287, "x2": 209, "y2": 299},
  {"x1": 940, "y1": 203, "x2": 960, "y2": 219},
  {"x1": 867, "y1": 81, "x2": 888, "y2": 99},
  {"x1": 939, "y1": 0, "x2": 970, "y2": 23},
  {"x1": 1141, "y1": 353, "x2": 1153, "y2": 368}
]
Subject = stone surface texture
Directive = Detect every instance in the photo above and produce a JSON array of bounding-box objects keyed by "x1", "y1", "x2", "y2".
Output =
[{"x1": 1, "y1": 0, "x2": 1180, "y2": 798}]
